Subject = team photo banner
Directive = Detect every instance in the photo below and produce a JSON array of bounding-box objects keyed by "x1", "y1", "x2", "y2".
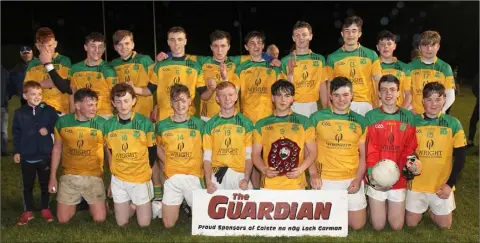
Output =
[{"x1": 191, "y1": 189, "x2": 348, "y2": 237}]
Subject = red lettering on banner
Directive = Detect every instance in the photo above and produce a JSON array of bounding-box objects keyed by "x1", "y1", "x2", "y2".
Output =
[
  {"x1": 297, "y1": 202, "x2": 313, "y2": 220},
  {"x1": 273, "y1": 202, "x2": 290, "y2": 220},
  {"x1": 314, "y1": 202, "x2": 332, "y2": 220},
  {"x1": 207, "y1": 195, "x2": 333, "y2": 220},
  {"x1": 257, "y1": 202, "x2": 274, "y2": 219},
  {"x1": 239, "y1": 202, "x2": 257, "y2": 219},
  {"x1": 227, "y1": 201, "x2": 242, "y2": 219},
  {"x1": 208, "y1": 195, "x2": 228, "y2": 219}
]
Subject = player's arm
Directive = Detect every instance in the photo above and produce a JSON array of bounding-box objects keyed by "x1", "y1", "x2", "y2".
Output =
[
  {"x1": 48, "y1": 126, "x2": 62, "y2": 193},
  {"x1": 365, "y1": 123, "x2": 380, "y2": 176},
  {"x1": 356, "y1": 141, "x2": 367, "y2": 181},
  {"x1": 443, "y1": 88, "x2": 456, "y2": 113},
  {"x1": 202, "y1": 125, "x2": 217, "y2": 193},
  {"x1": 442, "y1": 121, "x2": 467, "y2": 193},
  {"x1": 12, "y1": 111, "x2": 22, "y2": 158},
  {"x1": 242, "y1": 128, "x2": 254, "y2": 186}
]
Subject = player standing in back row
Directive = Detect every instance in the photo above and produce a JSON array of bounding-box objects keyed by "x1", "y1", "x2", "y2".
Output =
[
  {"x1": 280, "y1": 21, "x2": 328, "y2": 117},
  {"x1": 376, "y1": 30, "x2": 412, "y2": 109},
  {"x1": 325, "y1": 16, "x2": 383, "y2": 115},
  {"x1": 409, "y1": 31, "x2": 455, "y2": 115}
]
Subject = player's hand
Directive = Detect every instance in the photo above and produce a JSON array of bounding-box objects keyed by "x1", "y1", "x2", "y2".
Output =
[
  {"x1": 126, "y1": 80, "x2": 135, "y2": 88},
  {"x1": 347, "y1": 178, "x2": 361, "y2": 194},
  {"x1": 39, "y1": 127, "x2": 48, "y2": 136},
  {"x1": 219, "y1": 61, "x2": 228, "y2": 81},
  {"x1": 239, "y1": 179, "x2": 249, "y2": 190},
  {"x1": 107, "y1": 184, "x2": 112, "y2": 198},
  {"x1": 39, "y1": 48, "x2": 52, "y2": 64},
  {"x1": 270, "y1": 58, "x2": 281, "y2": 67},
  {"x1": 436, "y1": 184, "x2": 452, "y2": 200},
  {"x1": 13, "y1": 153, "x2": 20, "y2": 163},
  {"x1": 286, "y1": 168, "x2": 302, "y2": 179},
  {"x1": 206, "y1": 182, "x2": 217, "y2": 194},
  {"x1": 39, "y1": 79, "x2": 53, "y2": 88},
  {"x1": 287, "y1": 51, "x2": 297, "y2": 76},
  {"x1": 264, "y1": 167, "x2": 279, "y2": 178},
  {"x1": 156, "y1": 52, "x2": 169, "y2": 62},
  {"x1": 48, "y1": 178, "x2": 57, "y2": 193},
  {"x1": 207, "y1": 78, "x2": 217, "y2": 91},
  {"x1": 309, "y1": 174, "x2": 322, "y2": 190}
]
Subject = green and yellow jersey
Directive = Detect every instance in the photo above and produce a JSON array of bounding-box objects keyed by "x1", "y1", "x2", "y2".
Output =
[
  {"x1": 253, "y1": 111, "x2": 315, "y2": 189},
  {"x1": 70, "y1": 60, "x2": 118, "y2": 116},
  {"x1": 197, "y1": 56, "x2": 248, "y2": 118},
  {"x1": 156, "y1": 116, "x2": 204, "y2": 179},
  {"x1": 202, "y1": 111, "x2": 254, "y2": 173},
  {"x1": 409, "y1": 57, "x2": 454, "y2": 114},
  {"x1": 236, "y1": 60, "x2": 285, "y2": 124},
  {"x1": 310, "y1": 108, "x2": 367, "y2": 180},
  {"x1": 54, "y1": 114, "x2": 106, "y2": 178},
  {"x1": 380, "y1": 57, "x2": 411, "y2": 107},
  {"x1": 280, "y1": 50, "x2": 328, "y2": 103},
  {"x1": 24, "y1": 53, "x2": 71, "y2": 114},
  {"x1": 411, "y1": 113, "x2": 467, "y2": 193},
  {"x1": 104, "y1": 113, "x2": 156, "y2": 183},
  {"x1": 326, "y1": 44, "x2": 382, "y2": 104},
  {"x1": 109, "y1": 52, "x2": 155, "y2": 118},
  {"x1": 149, "y1": 57, "x2": 205, "y2": 121}
]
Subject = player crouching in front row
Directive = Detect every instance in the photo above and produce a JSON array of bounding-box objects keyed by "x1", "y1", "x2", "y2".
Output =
[
  {"x1": 49, "y1": 88, "x2": 107, "y2": 224},
  {"x1": 203, "y1": 81, "x2": 255, "y2": 193},
  {"x1": 252, "y1": 80, "x2": 317, "y2": 190},
  {"x1": 406, "y1": 82, "x2": 467, "y2": 229},
  {"x1": 309, "y1": 77, "x2": 368, "y2": 230},
  {"x1": 364, "y1": 74, "x2": 419, "y2": 231},
  {"x1": 105, "y1": 83, "x2": 157, "y2": 227},
  {"x1": 155, "y1": 84, "x2": 205, "y2": 228}
]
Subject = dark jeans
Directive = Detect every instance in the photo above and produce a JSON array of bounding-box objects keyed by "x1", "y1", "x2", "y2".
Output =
[
  {"x1": 469, "y1": 98, "x2": 479, "y2": 142},
  {"x1": 20, "y1": 159, "x2": 50, "y2": 211}
]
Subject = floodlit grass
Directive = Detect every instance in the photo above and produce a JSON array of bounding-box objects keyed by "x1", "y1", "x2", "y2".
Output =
[{"x1": 1, "y1": 85, "x2": 478, "y2": 242}]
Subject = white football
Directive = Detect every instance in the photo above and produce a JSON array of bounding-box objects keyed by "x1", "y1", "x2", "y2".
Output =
[{"x1": 372, "y1": 159, "x2": 400, "y2": 188}]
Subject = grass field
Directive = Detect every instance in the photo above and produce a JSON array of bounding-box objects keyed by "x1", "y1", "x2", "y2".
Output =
[{"x1": 1, "y1": 85, "x2": 478, "y2": 242}]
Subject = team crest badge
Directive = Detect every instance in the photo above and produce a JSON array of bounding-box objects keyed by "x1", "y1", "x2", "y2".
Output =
[
  {"x1": 349, "y1": 123, "x2": 356, "y2": 130},
  {"x1": 90, "y1": 130, "x2": 97, "y2": 137},
  {"x1": 190, "y1": 130, "x2": 196, "y2": 137},
  {"x1": 313, "y1": 61, "x2": 319, "y2": 67},
  {"x1": 440, "y1": 128, "x2": 448, "y2": 135},
  {"x1": 400, "y1": 123, "x2": 407, "y2": 131},
  {"x1": 292, "y1": 124, "x2": 299, "y2": 131},
  {"x1": 186, "y1": 68, "x2": 192, "y2": 75},
  {"x1": 266, "y1": 69, "x2": 272, "y2": 75},
  {"x1": 133, "y1": 130, "x2": 140, "y2": 138},
  {"x1": 360, "y1": 59, "x2": 367, "y2": 64},
  {"x1": 236, "y1": 127, "x2": 243, "y2": 134}
]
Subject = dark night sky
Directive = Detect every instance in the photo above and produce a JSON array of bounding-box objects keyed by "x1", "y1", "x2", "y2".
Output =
[{"x1": 2, "y1": 1, "x2": 479, "y2": 78}]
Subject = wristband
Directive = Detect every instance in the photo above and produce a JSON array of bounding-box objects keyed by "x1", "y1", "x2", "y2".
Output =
[{"x1": 44, "y1": 63, "x2": 54, "y2": 72}]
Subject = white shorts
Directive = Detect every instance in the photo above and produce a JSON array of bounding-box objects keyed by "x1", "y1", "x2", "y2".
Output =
[
  {"x1": 366, "y1": 185, "x2": 406, "y2": 202},
  {"x1": 162, "y1": 174, "x2": 203, "y2": 207},
  {"x1": 100, "y1": 114, "x2": 113, "y2": 120},
  {"x1": 201, "y1": 116, "x2": 211, "y2": 122},
  {"x1": 212, "y1": 168, "x2": 253, "y2": 190},
  {"x1": 291, "y1": 102, "x2": 318, "y2": 117},
  {"x1": 350, "y1": 102, "x2": 373, "y2": 116},
  {"x1": 406, "y1": 190, "x2": 456, "y2": 216},
  {"x1": 111, "y1": 175, "x2": 154, "y2": 206},
  {"x1": 322, "y1": 178, "x2": 367, "y2": 211}
]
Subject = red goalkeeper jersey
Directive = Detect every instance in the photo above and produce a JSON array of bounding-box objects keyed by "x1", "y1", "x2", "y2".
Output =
[{"x1": 365, "y1": 107, "x2": 417, "y2": 189}]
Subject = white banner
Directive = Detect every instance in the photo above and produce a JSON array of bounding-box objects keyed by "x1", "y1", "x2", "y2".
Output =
[{"x1": 192, "y1": 189, "x2": 348, "y2": 237}]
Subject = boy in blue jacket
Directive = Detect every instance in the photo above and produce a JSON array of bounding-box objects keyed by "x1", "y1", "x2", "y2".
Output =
[{"x1": 12, "y1": 81, "x2": 58, "y2": 225}]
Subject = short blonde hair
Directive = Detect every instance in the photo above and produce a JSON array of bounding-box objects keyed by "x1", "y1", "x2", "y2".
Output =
[{"x1": 420, "y1": 30, "x2": 441, "y2": 46}]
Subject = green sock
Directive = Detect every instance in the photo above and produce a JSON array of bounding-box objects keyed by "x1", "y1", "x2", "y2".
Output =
[{"x1": 154, "y1": 185, "x2": 163, "y2": 199}]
